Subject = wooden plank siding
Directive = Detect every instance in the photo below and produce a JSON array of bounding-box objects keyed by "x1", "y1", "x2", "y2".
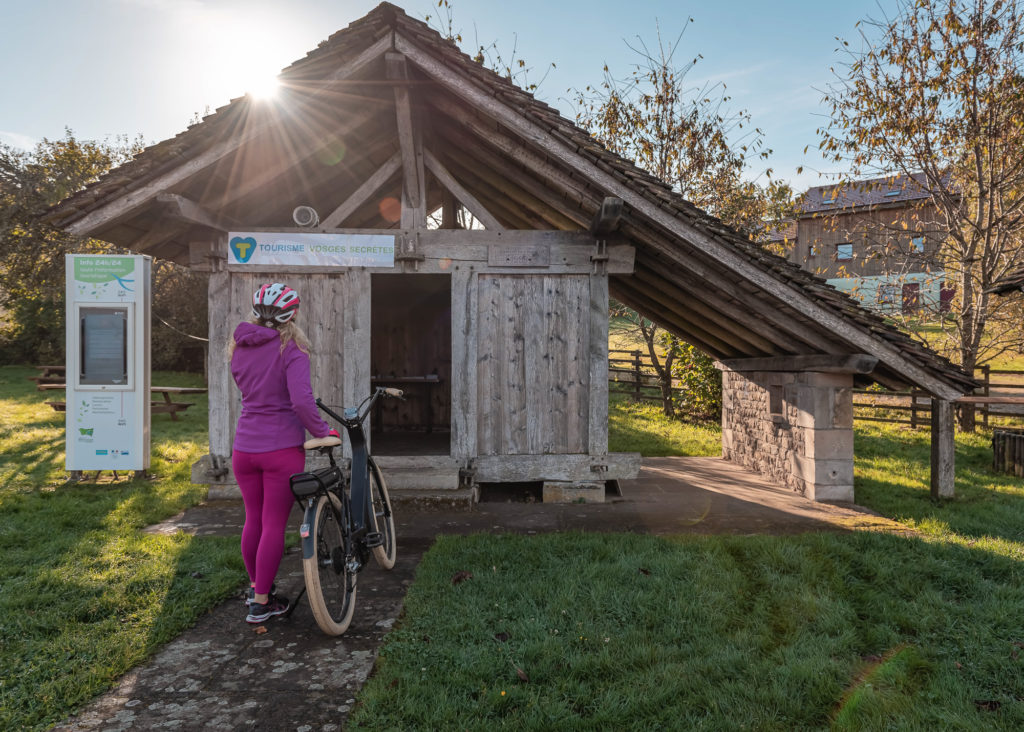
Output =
[
  {"x1": 476, "y1": 274, "x2": 593, "y2": 456},
  {"x1": 795, "y1": 203, "x2": 945, "y2": 279}
]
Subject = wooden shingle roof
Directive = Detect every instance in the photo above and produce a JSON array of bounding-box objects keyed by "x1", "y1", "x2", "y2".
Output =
[{"x1": 49, "y1": 2, "x2": 976, "y2": 399}]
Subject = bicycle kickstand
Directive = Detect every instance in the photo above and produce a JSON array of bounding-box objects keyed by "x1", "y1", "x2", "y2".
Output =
[{"x1": 283, "y1": 586, "x2": 307, "y2": 619}]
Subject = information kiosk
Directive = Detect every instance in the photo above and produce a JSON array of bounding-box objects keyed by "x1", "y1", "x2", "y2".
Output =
[{"x1": 65, "y1": 255, "x2": 152, "y2": 471}]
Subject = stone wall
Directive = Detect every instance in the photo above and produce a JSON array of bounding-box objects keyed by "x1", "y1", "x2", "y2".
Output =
[{"x1": 721, "y1": 369, "x2": 854, "y2": 501}]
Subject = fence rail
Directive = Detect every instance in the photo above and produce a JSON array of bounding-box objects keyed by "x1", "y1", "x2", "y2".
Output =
[
  {"x1": 608, "y1": 349, "x2": 685, "y2": 403},
  {"x1": 848, "y1": 365, "x2": 1024, "y2": 429},
  {"x1": 609, "y1": 349, "x2": 1023, "y2": 429}
]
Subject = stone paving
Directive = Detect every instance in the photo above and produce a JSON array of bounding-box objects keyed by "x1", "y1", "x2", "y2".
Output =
[{"x1": 54, "y1": 457, "x2": 904, "y2": 730}]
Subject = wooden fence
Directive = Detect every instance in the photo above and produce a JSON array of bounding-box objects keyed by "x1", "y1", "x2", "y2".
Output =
[
  {"x1": 852, "y1": 365, "x2": 1024, "y2": 428},
  {"x1": 608, "y1": 349, "x2": 683, "y2": 403},
  {"x1": 608, "y1": 350, "x2": 1024, "y2": 429}
]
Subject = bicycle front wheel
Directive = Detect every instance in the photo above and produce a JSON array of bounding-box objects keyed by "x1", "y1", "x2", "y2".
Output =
[
  {"x1": 368, "y1": 457, "x2": 397, "y2": 569},
  {"x1": 303, "y1": 492, "x2": 357, "y2": 636}
]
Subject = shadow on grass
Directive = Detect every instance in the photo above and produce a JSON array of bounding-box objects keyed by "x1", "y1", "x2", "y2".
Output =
[{"x1": 855, "y1": 425, "x2": 1024, "y2": 546}]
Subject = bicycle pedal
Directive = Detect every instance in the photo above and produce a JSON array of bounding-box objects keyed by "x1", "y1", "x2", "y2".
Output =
[{"x1": 365, "y1": 531, "x2": 384, "y2": 548}]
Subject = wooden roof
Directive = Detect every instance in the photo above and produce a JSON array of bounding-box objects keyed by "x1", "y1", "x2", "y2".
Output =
[
  {"x1": 48, "y1": 3, "x2": 975, "y2": 399},
  {"x1": 799, "y1": 173, "x2": 935, "y2": 216}
]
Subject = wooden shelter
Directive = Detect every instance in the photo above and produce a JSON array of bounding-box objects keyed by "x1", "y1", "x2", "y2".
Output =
[{"x1": 49, "y1": 3, "x2": 976, "y2": 503}]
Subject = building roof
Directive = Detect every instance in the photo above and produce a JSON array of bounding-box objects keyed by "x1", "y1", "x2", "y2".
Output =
[
  {"x1": 47, "y1": 3, "x2": 976, "y2": 398},
  {"x1": 798, "y1": 173, "x2": 934, "y2": 216}
]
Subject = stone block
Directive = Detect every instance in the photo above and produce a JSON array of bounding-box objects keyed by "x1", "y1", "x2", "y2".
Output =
[
  {"x1": 803, "y1": 428, "x2": 854, "y2": 461},
  {"x1": 790, "y1": 454, "x2": 852, "y2": 484},
  {"x1": 542, "y1": 481, "x2": 605, "y2": 504}
]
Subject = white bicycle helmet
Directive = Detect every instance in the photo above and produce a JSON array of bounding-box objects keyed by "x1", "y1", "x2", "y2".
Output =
[{"x1": 252, "y1": 283, "x2": 300, "y2": 324}]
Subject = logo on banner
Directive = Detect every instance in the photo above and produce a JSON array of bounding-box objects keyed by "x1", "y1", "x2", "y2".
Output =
[{"x1": 230, "y1": 236, "x2": 258, "y2": 263}]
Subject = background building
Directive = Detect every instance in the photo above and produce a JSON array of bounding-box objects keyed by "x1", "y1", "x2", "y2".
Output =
[{"x1": 782, "y1": 173, "x2": 953, "y2": 315}]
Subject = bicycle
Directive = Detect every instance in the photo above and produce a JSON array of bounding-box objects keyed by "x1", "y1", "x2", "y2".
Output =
[{"x1": 288, "y1": 386, "x2": 401, "y2": 635}]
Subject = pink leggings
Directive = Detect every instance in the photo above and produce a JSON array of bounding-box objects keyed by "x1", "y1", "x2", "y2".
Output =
[{"x1": 233, "y1": 446, "x2": 305, "y2": 595}]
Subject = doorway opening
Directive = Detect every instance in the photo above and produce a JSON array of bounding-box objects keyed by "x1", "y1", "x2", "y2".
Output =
[{"x1": 371, "y1": 273, "x2": 452, "y2": 456}]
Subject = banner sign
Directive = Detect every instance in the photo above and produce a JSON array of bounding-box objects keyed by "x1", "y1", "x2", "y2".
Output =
[
  {"x1": 72, "y1": 256, "x2": 140, "y2": 302},
  {"x1": 228, "y1": 232, "x2": 396, "y2": 268}
]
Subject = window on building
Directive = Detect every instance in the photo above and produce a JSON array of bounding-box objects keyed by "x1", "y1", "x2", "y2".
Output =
[
  {"x1": 821, "y1": 188, "x2": 837, "y2": 204},
  {"x1": 877, "y1": 284, "x2": 899, "y2": 305},
  {"x1": 836, "y1": 243, "x2": 853, "y2": 261},
  {"x1": 910, "y1": 235, "x2": 925, "y2": 253}
]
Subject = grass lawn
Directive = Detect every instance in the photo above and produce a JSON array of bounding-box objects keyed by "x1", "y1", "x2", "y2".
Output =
[
  {"x1": 0, "y1": 366, "x2": 244, "y2": 731},
  {"x1": 350, "y1": 414, "x2": 1024, "y2": 729},
  {"x1": 3, "y1": 365, "x2": 1023, "y2": 729}
]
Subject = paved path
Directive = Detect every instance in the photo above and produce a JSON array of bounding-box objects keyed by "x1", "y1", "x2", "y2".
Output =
[{"x1": 55, "y1": 457, "x2": 903, "y2": 730}]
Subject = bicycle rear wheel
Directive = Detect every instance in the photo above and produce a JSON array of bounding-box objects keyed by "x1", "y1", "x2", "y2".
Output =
[
  {"x1": 303, "y1": 492, "x2": 357, "y2": 636},
  {"x1": 368, "y1": 457, "x2": 396, "y2": 569}
]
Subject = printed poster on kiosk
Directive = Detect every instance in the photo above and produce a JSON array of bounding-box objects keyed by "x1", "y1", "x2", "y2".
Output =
[{"x1": 65, "y1": 255, "x2": 151, "y2": 471}]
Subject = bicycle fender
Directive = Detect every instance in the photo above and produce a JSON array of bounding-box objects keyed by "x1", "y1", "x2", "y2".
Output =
[{"x1": 299, "y1": 502, "x2": 318, "y2": 559}]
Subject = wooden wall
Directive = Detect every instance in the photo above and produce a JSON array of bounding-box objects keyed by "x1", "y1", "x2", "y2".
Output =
[
  {"x1": 794, "y1": 203, "x2": 945, "y2": 278},
  {"x1": 208, "y1": 270, "x2": 368, "y2": 459},
  {"x1": 476, "y1": 274, "x2": 592, "y2": 455}
]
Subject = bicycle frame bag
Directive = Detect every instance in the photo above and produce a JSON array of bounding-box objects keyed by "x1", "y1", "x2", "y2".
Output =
[{"x1": 289, "y1": 465, "x2": 343, "y2": 500}]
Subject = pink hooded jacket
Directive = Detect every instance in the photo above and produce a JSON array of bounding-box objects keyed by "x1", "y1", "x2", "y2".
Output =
[{"x1": 230, "y1": 322, "x2": 331, "y2": 453}]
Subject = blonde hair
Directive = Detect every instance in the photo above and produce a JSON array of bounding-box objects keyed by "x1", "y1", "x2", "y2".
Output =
[{"x1": 227, "y1": 315, "x2": 312, "y2": 359}]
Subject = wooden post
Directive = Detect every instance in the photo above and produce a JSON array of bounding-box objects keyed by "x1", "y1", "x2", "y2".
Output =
[
  {"x1": 930, "y1": 398, "x2": 955, "y2": 499},
  {"x1": 450, "y1": 266, "x2": 478, "y2": 460},
  {"x1": 588, "y1": 273, "x2": 609, "y2": 456},
  {"x1": 633, "y1": 350, "x2": 642, "y2": 402},
  {"x1": 982, "y1": 365, "x2": 990, "y2": 428},
  {"x1": 910, "y1": 390, "x2": 918, "y2": 429}
]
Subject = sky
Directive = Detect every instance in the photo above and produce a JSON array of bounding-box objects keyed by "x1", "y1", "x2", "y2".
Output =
[{"x1": 0, "y1": 0, "x2": 881, "y2": 192}]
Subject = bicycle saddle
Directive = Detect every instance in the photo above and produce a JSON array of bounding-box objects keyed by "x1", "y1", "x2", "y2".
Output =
[{"x1": 304, "y1": 435, "x2": 342, "y2": 449}]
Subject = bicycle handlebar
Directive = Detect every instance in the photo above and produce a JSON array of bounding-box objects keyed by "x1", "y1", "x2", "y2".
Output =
[{"x1": 314, "y1": 387, "x2": 404, "y2": 428}]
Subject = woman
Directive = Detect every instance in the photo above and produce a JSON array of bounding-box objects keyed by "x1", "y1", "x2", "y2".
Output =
[{"x1": 230, "y1": 283, "x2": 337, "y2": 623}]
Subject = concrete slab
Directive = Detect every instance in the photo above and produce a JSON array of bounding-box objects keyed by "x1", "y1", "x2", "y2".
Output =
[{"x1": 57, "y1": 457, "x2": 904, "y2": 730}]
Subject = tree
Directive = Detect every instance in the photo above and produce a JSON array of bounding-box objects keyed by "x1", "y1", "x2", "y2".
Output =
[
  {"x1": 574, "y1": 21, "x2": 788, "y2": 418},
  {"x1": 0, "y1": 131, "x2": 140, "y2": 363},
  {"x1": 0, "y1": 130, "x2": 206, "y2": 369},
  {"x1": 819, "y1": 0, "x2": 1024, "y2": 397}
]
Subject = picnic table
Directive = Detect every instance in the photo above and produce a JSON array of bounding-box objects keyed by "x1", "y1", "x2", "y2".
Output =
[
  {"x1": 29, "y1": 364, "x2": 66, "y2": 388},
  {"x1": 39, "y1": 384, "x2": 207, "y2": 421}
]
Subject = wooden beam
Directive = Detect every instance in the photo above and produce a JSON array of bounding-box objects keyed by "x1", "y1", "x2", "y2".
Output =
[
  {"x1": 629, "y1": 268, "x2": 783, "y2": 355},
  {"x1": 386, "y1": 52, "x2": 426, "y2": 229},
  {"x1": 930, "y1": 399, "x2": 956, "y2": 498},
  {"x1": 720, "y1": 354, "x2": 880, "y2": 374},
  {"x1": 433, "y1": 123, "x2": 588, "y2": 228},
  {"x1": 621, "y1": 279, "x2": 746, "y2": 358},
  {"x1": 67, "y1": 35, "x2": 392, "y2": 238},
  {"x1": 615, "y1": 287, "x2": 734, "y2": 360},
  {"x1": 157, "y1": 193, "x2": 238, "y2": 231},
  {"x1": 130, "y1": 218, "x2": 185, "y2": 254},
  {"x1": 422, "y1": 148, "x2": 503, "y2": 230},
  {"x1": 436, "y1": 143, "x2": 581, "y2": 230},
  {"x1": 624, "y1": 229, "x2": 837, "y2": 354},
  {"x1": 399, "y1": 34, "x2": 966, "y2": 402},
  {"x1": 591, "y1": 197, "x2": 623, "y2": 236},
  {"x1": 320, "y1": 151, "x2": 402, "y2": 228},
  {"x1": 203, "y1": 104, "x2": 383, "y2": 212}
]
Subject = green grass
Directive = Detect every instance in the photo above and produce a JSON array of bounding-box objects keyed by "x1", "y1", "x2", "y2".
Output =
[
  {"x1": 350, "y1": 416, "x2": 1024, "y2": 729},
  {"x1": 351, "y1": 531, "x2": 1023, "y2": 730},
  {"x1": 0, "y1": 366, "x2": 244, "y2": 731},
  {"x1": 608, "y1": 394, "x2": 721, "y2": 457}
]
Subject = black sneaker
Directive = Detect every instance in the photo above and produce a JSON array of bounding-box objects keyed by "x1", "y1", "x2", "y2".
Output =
[
  {"x1": 246, "y1": 593, "x2": 290, "y2": 624},
  {"x1": 245, "y1": 583, "x2": 277, "y2": 606}
]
